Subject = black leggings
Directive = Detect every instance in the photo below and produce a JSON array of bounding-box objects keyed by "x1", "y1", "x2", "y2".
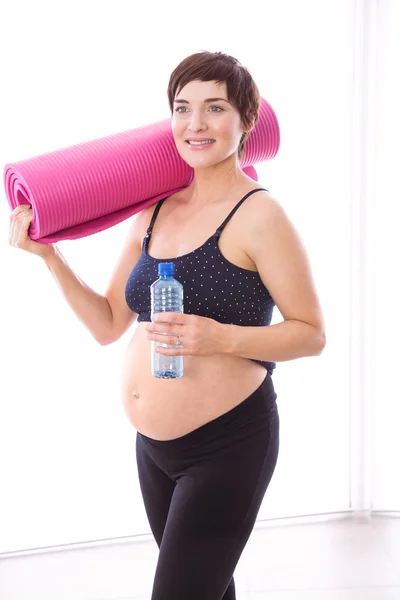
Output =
[{"x1": 135, "y1": 373, "x2": 280, "y2": 600}]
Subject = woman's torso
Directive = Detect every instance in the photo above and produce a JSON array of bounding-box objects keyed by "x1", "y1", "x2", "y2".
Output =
[{"x1": 121, "y1": 185, "x2": 274, "y2": 441}]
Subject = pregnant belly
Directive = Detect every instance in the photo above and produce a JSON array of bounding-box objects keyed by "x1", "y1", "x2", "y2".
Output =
[{"x1": 120, "y1": 322, "x2": 267, "y2": 441}]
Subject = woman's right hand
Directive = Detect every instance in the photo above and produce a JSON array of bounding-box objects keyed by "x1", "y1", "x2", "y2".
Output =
[{"x1": 9, "y1": 205, "x2": 55, "y2": 259}]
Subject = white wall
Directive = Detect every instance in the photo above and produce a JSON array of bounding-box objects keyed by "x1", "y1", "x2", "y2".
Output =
[{"x1": 1, "y1": 0, "x2": 394, "y2": 555}]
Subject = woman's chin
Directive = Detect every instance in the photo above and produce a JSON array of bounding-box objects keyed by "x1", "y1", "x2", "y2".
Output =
[{"x1": 180, "y1": 149, "x2": 231, "y2": 169}]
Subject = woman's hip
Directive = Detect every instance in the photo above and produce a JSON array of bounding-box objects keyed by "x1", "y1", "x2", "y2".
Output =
[{"x1": 136, "y1": 372, "x2": 279, "y2": 478}]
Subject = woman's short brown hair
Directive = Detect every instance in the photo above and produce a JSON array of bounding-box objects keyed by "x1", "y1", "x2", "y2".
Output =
[{"x1": 167, "y1": 51, "x2": 261, "y2": 161}]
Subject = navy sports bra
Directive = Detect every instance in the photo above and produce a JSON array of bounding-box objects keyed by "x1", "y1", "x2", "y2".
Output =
[{"x1": 125, "y1": 188, "x2": 276, "y2": 376}]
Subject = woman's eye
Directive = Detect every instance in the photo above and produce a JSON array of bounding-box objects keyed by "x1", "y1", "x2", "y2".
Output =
[{"x1": 174, "y1": 105, "x2": 223, "y2": 113}]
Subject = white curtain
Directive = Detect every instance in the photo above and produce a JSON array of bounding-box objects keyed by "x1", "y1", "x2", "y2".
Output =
[
  {"x1": 1, "y1": 0, "x2": 395, "y2": 555},
  {"x1": 371, "y1": 0, "x2": 400, "y2": 510}
]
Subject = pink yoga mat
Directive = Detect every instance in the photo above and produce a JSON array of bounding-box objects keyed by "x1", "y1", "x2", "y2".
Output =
[{"x1": 3, "y1": 97, "x2": 280, "y2": 243}]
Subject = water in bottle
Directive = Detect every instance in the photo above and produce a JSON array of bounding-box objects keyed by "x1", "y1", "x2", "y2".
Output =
[{"x1": 150, "y1": 262, "x2": 184, "y2": 378}]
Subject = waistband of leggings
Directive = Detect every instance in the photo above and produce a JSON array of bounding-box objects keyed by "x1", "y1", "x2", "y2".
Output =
[{"x1": 138, "y1": 372, "x2": 277, "y2": 450}]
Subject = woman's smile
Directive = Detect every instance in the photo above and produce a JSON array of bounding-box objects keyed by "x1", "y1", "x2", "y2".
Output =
[{"x1": 186, "y1": 140, "x2": 216, "y2": 151}]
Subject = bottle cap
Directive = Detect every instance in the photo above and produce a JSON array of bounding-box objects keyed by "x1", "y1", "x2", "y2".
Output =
[{"x1": 158, "y1": 262, "x2": 175, "y2": 276}]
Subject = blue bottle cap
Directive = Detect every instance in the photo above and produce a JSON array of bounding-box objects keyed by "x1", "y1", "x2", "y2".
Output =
[{"x1": 158, "y1": 262, "x2": 175, "y2": 276}]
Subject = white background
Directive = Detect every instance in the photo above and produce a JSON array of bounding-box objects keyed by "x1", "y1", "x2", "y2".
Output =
[{"x1": 0, "y1": 0, "x2": 397, "y2": 554}]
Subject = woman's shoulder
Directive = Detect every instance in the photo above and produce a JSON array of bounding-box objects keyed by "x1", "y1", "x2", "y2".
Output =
[
  {"x1": 237, "y1": 184, "x2": 278, "y2": 219},
  {"x1": 233, "y1": 185, "x2": 287, "y2": 247}
]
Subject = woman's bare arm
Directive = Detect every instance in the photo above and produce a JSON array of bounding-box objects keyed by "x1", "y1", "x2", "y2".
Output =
[{"x1": 44, "y1": 207, "x2": 151, "y2": 345}]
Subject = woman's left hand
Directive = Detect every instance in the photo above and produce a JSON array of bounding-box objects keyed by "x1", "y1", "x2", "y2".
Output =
[{"x1": 145, "y1": 313, "x2": 226, "y2": 357}]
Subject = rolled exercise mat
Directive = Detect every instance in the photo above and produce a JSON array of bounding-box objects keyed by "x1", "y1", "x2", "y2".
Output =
[{"x1": 3, "y1": 97, "x2": 280, "y2": 243}]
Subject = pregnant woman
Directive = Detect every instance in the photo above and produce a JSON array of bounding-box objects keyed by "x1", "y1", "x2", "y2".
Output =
[{"x1": 9, "y1": 51, "x2": 326, "y2": 600}]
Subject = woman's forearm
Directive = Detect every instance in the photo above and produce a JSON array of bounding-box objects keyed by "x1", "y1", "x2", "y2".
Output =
[
  {"x1": 43, "y1": 246, "x2": 114, "y2": 345},
  {"x1": 221, "y1": 319, "x2": 326, "y2": 363}
]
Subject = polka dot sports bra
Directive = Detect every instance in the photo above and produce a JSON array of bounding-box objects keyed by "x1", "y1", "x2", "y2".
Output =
[{"x1": 125, "y1": 187, "x2": 276, "y2": 375}]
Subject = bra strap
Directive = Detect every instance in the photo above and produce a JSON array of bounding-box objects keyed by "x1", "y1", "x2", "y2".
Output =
[
  {"x1": 144, "y1": 197, "x2": 168, "y2": 240},
  {"x1": 215, "y1": 188, "x2": 269, "y2": 238}
]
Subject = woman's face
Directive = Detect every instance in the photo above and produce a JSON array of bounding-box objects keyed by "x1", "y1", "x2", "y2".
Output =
[{"x1": 171, "y1": 79, "x2": 246, "y2": 168}]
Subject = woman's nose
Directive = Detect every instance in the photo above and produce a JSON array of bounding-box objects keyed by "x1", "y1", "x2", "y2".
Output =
[{"x1": 188, "y1": 112, "x2": 207, "y2": 132}]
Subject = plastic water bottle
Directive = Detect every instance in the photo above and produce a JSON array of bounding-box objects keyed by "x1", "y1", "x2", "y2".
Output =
[{"x1": 150, "y1": 262, "x2": 184, "y2": 379}]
